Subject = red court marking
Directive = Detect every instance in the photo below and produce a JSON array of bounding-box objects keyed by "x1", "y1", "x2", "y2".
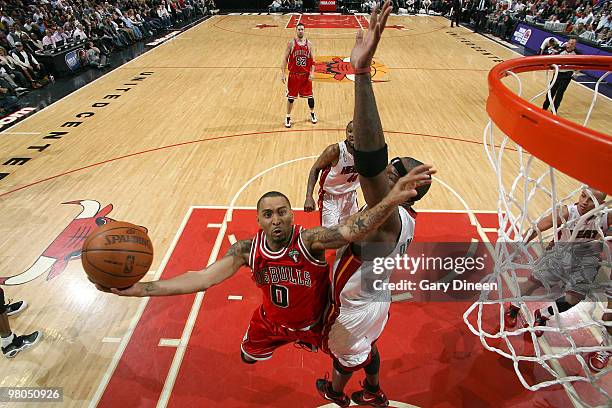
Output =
[
  {"x1": 286, "y1": 14, "x2": 367, "y2": 29},
  {"x1": 0, "y1": 129, "x2": 515, "y2": 199},
  {"x1": 96, "y1": 208, "x2": 607, "y2": 407}
]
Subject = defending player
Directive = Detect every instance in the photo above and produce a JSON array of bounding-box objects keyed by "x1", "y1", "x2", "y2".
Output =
[
  {"x1": 304, "y1": 121, "x2": 360, "y2": 227},
  {"x1": 315, "y1": 2, "x2": 436, "y2": 406}
]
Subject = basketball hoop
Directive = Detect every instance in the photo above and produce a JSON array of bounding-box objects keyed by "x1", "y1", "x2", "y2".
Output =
[
  {"x1": 487, "y1": 55, "x2": 611, "y2": 194},
  {"x1": 464, "y1": 56, "x2": 612, "y2": 407}
]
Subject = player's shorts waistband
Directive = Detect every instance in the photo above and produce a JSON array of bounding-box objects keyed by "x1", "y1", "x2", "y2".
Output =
[
  {"x1": 289, "y1": 71, "x2": 309, "y2": 76},
  {"x1": 263, "y1": 309, "x2": 321, "y2": 331}
]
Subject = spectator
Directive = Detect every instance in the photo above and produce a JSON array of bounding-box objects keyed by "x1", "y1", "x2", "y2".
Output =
[
  {"x1": 596, "y1": 27, "x2": 609, "y2": 43},
  {"x1": 42, "y1": 29, "x2": 57, "y2": 49},
  {"x1": 0, "y1": 46, "x2": 37, "y2": 89},
  {"x1": 6, "y1": 25, "x2": 21, "y2": 48},
  {"x1": 157, "y1": 5, "x2": 172, "y2": 28},
  {"x1": 10, "y1": 42, "x2": 49, "y2": 84},
  {"x1": 73, "y1": 24, "x2": 87, "y2": 40},
  {"x1": 0, "y1": 65, "x2": 28, "y2": 95},
  {"x1": 269, "y1": 0, "x2": 282, "y2": 13},
  {"x1": 83, "y1": 41, "x2": 108, "y2": 69},
  {"x1": 540, "y1": 36, "x2": 562, "y2": 54},
  {"x1": 571, "y1": 22, "x2": 586, "y2": 35},
  {"x1": 580, "y1": 24, "x2": 597, "y2": 41},
  {"x1": 52, "y1": 26, "x2": 69, "y2": 45},
  {"x1": 0, "y1": 12, "x2": 15, "y2": 29}
]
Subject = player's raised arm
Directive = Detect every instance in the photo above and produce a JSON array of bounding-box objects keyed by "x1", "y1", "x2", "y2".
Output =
[
  {"x1": 350, "y1": 1, "x2": 393, "y2": 209},
  {"x1": 105, "y1": 239, "x2": 253, "y2": 297},
  {"x1": 302, "y1": 165, "x2": 435, "y2": 251},
  {"x1": 304, "y1": 144, "x2": 340, "y2": 212}
]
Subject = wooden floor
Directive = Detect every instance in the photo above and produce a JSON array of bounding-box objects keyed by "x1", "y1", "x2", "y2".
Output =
[{"x1": 0, "y1": 14, "x2": 609, "y2": 407}]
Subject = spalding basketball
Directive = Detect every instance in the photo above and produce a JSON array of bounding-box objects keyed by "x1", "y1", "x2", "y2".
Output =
[{"x1": 82, "y1": 221, "x2": 153, "y2": 289}]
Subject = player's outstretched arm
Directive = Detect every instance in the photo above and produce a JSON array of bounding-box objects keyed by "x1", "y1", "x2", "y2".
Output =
[
  {"x1": 304, "y1": 144, "x2": 340, "y2": 212},
  {"x1": 351, "y1": 0, "x2": 393, "y2": 208},
  {"x1": 303, "y1": 165, "x2": 435, "y2": 251},
  {"x1": 105, "y1": 239, "x2": 252, "y2": 297}
]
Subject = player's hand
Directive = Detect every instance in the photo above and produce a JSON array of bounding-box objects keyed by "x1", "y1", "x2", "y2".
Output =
[
  {"x1": 386, "y1": 164, "x2": 436, "y2": 205},
  {"x1": 281, "y1": 73, "x2": 286, "y2": 84},
  {"x1": 350, "y1": 0, "x2": 392, "y2": 69},
  {"x1": 304, "y1": 196, "x2": 316, "y2": 212},
  {"x1": 309, "y1": 73, "x2": 314, "y2": 81},
  {"x1": 94, "y1": 282, "x2": 147, "y2": 297},
  {"x1": 110, "y1": 282, "x2": 148, "y2": 297}
]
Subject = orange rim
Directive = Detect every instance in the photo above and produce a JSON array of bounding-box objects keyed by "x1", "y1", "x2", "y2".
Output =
[{"x1": 487, "y1": 55, "x2": 612, "y2": 194}]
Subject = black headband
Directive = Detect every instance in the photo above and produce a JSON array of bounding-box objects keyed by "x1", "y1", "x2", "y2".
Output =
[{"x1": 390, "y1": 157, "x2": 407, "y2": 177}]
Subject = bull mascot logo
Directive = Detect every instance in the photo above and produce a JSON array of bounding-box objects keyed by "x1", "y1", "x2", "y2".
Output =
[
  {"x1": 313, "y1": 57, "x2": 389, "y2": 82},
  {"x1": 0, "y1": 200, "x2": 123, "y2": 285}
]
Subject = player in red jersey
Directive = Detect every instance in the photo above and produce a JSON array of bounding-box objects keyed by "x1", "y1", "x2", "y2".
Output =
[
  {"x1": 99, "y1": 171, "x2": 433, "y2": 363},
  {"x1": 281, "y1": 22, "x2": 317, "y2": 128}
]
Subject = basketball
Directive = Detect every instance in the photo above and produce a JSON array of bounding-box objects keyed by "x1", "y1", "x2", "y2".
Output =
[{"x1": 81, "y1": 221, "x2": 154, "y2": 289}]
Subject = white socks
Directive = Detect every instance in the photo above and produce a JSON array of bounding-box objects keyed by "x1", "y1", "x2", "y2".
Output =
[{"x1": 1, "y1": 333, "x2": 15, "y2": 347}]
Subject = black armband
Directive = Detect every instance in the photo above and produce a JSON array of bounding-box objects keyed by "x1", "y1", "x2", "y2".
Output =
[{"x1": 354, "y1": 144, "x2": 388, "y2": 178}]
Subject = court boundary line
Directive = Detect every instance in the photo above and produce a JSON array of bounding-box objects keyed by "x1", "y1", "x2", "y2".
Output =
[{"x1": 0, "y1": 128, "x2": 516, "y2": 199}]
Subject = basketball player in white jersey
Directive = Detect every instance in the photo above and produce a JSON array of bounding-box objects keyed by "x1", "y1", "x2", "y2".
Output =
[
  {"x1": 504, "y1": 188, "x2": 611, "y2": 337},
  {"x1": 316, "y1": 2, "x2": 435, "y2": 406},
  {"x1": 304, "y1": 121, "x2": 360, "y2": 227}
]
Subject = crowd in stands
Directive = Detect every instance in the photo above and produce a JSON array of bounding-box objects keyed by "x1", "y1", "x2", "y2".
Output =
[
  {"x1": 0, "y1": 0, "x2": 218, "y2": 115},
  {"x1": 360, "y1": 0, "x2": 611, "y2": 45},
  {"x1": 458, "y1": 0, "x2": 611, "y2": 45},
  {"x1": 268, "y1": 0, "x2": 304, "y2": 13}
]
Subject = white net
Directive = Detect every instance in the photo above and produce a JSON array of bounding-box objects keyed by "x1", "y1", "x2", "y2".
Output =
[{"x1": 463, "y1": 64, "x2": 612, "y2": 407}]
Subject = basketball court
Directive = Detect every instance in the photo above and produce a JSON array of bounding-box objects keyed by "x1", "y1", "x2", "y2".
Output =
[{"x1": 0, "y1": 13, "x2": 610, "y2": 407}]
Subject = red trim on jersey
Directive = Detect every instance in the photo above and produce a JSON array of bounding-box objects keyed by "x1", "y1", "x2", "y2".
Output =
[
  {"x1": 260, "y1": 226, "x2": 296, "y2": 259},
  {"x1": 331, "y1": 246, "x2": 362, "y2": 303},
  {"x1": 248, "y1": 234, "x2": 258, "y2": 269},
  {"x1": 321, "y1": 245, "x2": 363, "y2": 358},
  {"x1": 297, "y1": 229, "x2": 327, "y2": 266}
]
